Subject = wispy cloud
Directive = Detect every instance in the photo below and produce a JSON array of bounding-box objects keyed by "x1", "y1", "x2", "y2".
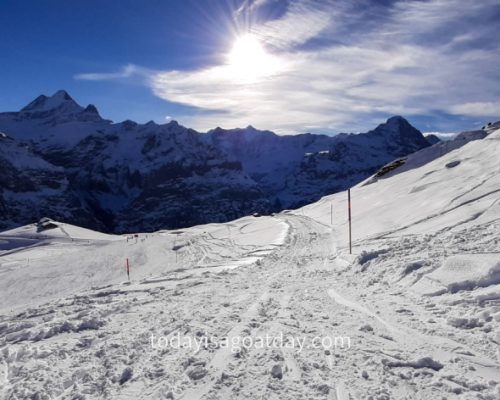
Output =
[
  {"x1": 75, "y1": 64, "x2": 147, "y2": 81},
  {"x1": 77, "y1": 0, "x2": 500, "y2": 133},
  {"x1": 423, "y1": 131, "x2": 458, "y2": 141},
  {"x1": 448, "y1": 102, "x2": 500, "y2": 117},
  {"x1": 235, "y1": 0, "x2": 274, "y2": 16},
  {"x1": 252, "y1": 0, "x2": 333, "y2": 49}
]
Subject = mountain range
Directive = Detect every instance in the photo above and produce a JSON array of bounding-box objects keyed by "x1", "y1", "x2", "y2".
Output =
[{"x1": 0, "y1": 90, "x2": 434, "y2": 233}]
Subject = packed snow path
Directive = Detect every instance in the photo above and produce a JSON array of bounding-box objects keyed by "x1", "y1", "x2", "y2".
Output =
[{"x1": 1, "y1": 213, "x2": 499, "y2": 399}]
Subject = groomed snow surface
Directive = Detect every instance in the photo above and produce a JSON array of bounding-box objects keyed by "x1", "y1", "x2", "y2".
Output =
[{"x1": 1, "y1": 130, "x2": 500, "y2": 399}]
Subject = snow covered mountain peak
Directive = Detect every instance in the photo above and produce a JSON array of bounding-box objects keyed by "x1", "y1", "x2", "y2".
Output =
[
  {"x1": 386, "y1": 115, "x2": 407, "y2": 124},
  {"x1": 17, "y1": 90, "x2": 105, "y2": 124},
  {"x1": 366, "y1": 115, "x2": 430, "y2": 151},
  {"x1": 83, "y1": 104, "x2": 100, "y2": 115},
  {"x1": 375, "y1": 115, "x2": 416, "y2": 134},
  {"x1": 50, "y1": 89, "x2": 74, "y2": 103},
  {"x1": 164, "y1": 120, "x2": 182, "y2": 129},
  {"x1": 20, "y1": 94, "x2": 49, "y2": 111},
  {"x1": 21, "y1": 90, "x2": 80, "y2": 113}
]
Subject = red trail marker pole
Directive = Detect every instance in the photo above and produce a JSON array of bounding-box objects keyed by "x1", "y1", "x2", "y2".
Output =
[
  {"x1": 126, "y1": 258, "x2": 130, "y2": 282},
  {"x1": 348, "y1": 189, "x2": 352, "y2": 254}
]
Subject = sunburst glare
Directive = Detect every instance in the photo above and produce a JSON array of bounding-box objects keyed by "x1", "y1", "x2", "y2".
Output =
[{"x1": 226, "y1": 33, "x2": 283, "y2": 84}]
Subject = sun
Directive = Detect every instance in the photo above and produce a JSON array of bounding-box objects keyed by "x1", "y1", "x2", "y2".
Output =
[
  {"x1": 226, "y1": 34, "x2": 281, "y2": 83},
  {"x1": 228, "y1": 34, "x2": 266, "y2": 66}
]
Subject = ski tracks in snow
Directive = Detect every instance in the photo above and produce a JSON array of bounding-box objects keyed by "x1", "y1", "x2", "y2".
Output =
[{"x1": 3, "y1": 213, "x2": 499, "y2": 399}]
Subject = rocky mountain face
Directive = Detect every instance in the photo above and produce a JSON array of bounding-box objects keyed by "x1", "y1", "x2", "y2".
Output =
[
  {"x1": 425, "y1": 134, "x2": 441, "y2": 145},
  {"x1": 0, "y1": 91, "x2": 431, "y2": 232},
  {"x1": 209, "y1": 116, "x2": 430, "y2": 208},
  {"x1": 0, "y1": 134, "x2": 103, "y2": 230}
]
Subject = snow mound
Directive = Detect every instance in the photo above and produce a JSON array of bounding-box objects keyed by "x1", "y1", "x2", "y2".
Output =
[
  {"x1": 413, "y1": 254, "x2": 500, "y2": 295},
  {"x1": 1, "y1": 220, "x2": 120, "y2": 242}
]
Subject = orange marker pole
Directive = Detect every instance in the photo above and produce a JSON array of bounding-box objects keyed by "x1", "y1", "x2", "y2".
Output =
[
  {"x1": 348, "y1": 189, "x2": 352, "y2": 254},
  {"x1": 126, "y1": 258, "x2": 130, "y2": 282}
]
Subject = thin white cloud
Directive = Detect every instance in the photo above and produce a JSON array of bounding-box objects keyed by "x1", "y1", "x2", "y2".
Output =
[
  {"x1": 423, "y1": 131, "x2": 458, "y2": 140},
  {"x1": 253, "y1": 1, "x2": 333, "y2": 49},
  {"x1": 235, "y1": 0, "x2": 273, "y2": 16},
  {"x1": 75, "y1": 64, "x2": 144, "y2": 81},
  {"x1": 448, "y1": 102, "x2": 500, "y2": 117}
]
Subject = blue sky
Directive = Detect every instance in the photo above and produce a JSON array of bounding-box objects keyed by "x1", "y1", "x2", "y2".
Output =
[{"x1": 1, "y1": 0, "x2": 499, "y2": 135}]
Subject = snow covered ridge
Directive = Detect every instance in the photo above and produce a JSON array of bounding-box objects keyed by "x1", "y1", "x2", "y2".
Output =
[
  {"x1": 0, "y1": 215, "x2": 289, "y2": 311},
  {"x1": 365, "y1": 120, "x2": 498, "y2": 183},
  {"x1": 0, "y1": 129, "x2": 499, "y2": 398},
  {"x1": 1, "y1": 91, "x2": 432, "y2": 233}
]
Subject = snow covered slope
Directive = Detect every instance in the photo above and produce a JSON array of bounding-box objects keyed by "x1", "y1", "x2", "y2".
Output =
[
  {"x1": 0, "y1": 126, "x2": 499, "y2": 399},
  {"x1": 0, "y1": 91, "x2": 431, "y2": 232},
  {"x1": 301, "y1": 126, "x2": 500, "y2": 242},
  {"x1": 0, "y1": 216, "x2": 288, "y2": 312},
  {"x1": 366, "y1": 122, "x2": 497, "y2": 182}
]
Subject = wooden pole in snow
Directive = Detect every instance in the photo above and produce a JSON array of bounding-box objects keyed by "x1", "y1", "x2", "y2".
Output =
[
  {"x1": 348, "y1": 189, "x2": 352, "y2": 254},
  {"x1": 126, "y1": 258, "x2": 130, "y2": 282},
  {"x1": 174, "y1": 236, "x2": 178, "y2": 264}
]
